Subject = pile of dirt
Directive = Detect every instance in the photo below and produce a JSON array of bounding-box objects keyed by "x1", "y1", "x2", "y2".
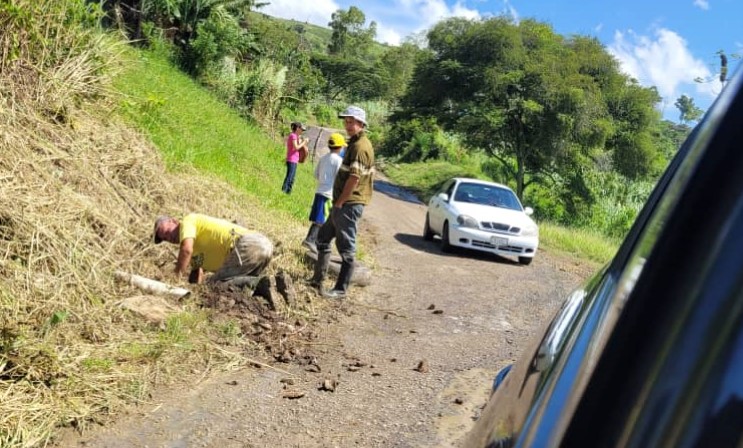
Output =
[{"x1": 200, "y1": 278, "x2": 320, "y2": 366}]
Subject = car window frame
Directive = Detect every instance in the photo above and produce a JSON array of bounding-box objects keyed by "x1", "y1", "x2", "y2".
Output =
[
  {"x1": 517, "y1": 79, "x2": 730, "y2": 447},
  {"x1": 561, "y1": 66, "x2": 743, "y2": 447}
]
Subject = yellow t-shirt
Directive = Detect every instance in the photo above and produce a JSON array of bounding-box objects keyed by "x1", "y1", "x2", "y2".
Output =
[{"x1": 179, "y1": 213, "x2": 252, "y2": 272}]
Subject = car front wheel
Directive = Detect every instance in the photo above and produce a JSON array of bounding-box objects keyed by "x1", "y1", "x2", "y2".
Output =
[
  {"x1": 423, "y1": 213, "x2": 434, "y2": 241},
  {"x1": 441, "y1": 222, "x2": 452, "y2": 252},
  {"x1": 518, "y1": 256, "x2": 533, "y2": 266}
]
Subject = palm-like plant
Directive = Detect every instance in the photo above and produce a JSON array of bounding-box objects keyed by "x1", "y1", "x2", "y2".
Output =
[
  {"x1": 144, "y1": 0, "x2": 252, "y2": 47},
  {"x1": 95, "y1": 0, "x2": 253, "y2": 45}
]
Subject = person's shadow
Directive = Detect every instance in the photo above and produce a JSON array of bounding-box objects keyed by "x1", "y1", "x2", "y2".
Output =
[{"x1": 394, "y1": 233, "x2": 519, "y2": 265}]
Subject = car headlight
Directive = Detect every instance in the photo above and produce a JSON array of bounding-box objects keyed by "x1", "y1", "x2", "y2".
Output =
[
  {"x1": 456, "y1": 214, "x2": 479, "y2": 228},
  {"x1": 522, "y1": 223, "x2": 539, "y2": 237}
]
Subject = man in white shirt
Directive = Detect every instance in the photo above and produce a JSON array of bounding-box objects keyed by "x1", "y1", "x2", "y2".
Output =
[{"x1": 302, "y1": 133, "x2": 346, "y2": 250}]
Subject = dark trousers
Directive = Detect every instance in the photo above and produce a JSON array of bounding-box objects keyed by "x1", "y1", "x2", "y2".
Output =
[
  {"x1": 312, "y1": 203, "x2": 364, "y2": 292},
  {"x1": 282, "y1": 162, "x2": 297, "y2": 193}
]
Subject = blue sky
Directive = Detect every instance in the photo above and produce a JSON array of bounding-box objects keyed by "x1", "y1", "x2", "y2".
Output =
[{"x1": 261, "y1": 0, "x2": 741, "y2": 121}]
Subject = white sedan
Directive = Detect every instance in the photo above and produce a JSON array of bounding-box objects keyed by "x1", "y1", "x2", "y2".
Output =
[{"x1": 423, "y1": 178, "x2": 539, "y2": 265}]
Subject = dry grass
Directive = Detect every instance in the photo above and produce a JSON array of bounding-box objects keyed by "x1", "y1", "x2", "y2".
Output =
[{"x1": 0, "y1": 1, "x2": 321, "y2": 446}]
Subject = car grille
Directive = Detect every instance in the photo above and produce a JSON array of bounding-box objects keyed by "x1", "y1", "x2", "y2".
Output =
[
  {"x1": 480, "y1": 221, "x2": 521, "y2": 235},
  {"x1": 471, "y1": 240, "x2": 524, "y2": 254}
]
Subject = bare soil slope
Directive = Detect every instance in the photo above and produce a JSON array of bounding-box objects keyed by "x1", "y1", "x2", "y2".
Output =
[{"x1": 57, "y1": 177, "x2": 595, "y2": 447}]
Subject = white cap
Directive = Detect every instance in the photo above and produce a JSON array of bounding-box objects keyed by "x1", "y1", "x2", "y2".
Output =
[{"x1": 338, "y1": 105, "x2": 367, "y2": 126}]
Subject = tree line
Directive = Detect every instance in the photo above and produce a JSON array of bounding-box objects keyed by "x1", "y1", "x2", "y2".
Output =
[{"x1": 94, "y1": 1, "x2": 701, "y2": 238}]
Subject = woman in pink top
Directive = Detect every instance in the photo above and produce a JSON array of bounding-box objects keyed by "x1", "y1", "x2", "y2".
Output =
[{"x1": 282, "y1": 122, "x2": 308, "y2": 194}]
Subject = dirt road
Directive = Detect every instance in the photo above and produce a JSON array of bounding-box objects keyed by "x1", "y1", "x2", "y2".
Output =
[{"x1": 60, "y1": 179, "x2": 593, "y2": 447}]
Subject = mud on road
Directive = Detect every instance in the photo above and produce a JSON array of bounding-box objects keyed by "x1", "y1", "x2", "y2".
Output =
[{"x1": 58, "y1": 178, "x2": 595, "y2": 447}]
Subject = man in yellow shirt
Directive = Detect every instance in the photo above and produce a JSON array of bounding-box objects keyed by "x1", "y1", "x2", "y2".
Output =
[{"x1": 153, "y1": 213, "x2": 273, "y2": 283}]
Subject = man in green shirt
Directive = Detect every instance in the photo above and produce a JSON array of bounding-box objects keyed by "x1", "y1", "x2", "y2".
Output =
[{"x1": 311, "y1": 105, "x2": 375, "y2": 299}]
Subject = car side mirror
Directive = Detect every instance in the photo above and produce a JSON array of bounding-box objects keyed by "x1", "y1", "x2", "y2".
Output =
[
  {"x1": 438, "y1": 192, "x2": 449, "y2": 202},
  {"x1": 524, "y1": 206, "x2": 534, "y2": 216}
]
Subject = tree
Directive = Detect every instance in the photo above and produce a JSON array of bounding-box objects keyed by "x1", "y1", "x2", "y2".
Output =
[
  {"x1": 377, "y1": 43, "x2": 421, "y2": 102},
  {"x1": 98, "y1": 0, "x2": 254, "y2": 43},
  {"x1": 94, "y1": 0, "x2": 255, "y2": 74},
  {"x1": 674, "y1": 94, "x2": 703, "y2": 124},
  {"x1": 246, "y1": 14, "x2": 320, "y2": 99},
  {"x1": 395, "y1": 17, "x2": 661, "y2": 198},
  {"x1": 652, "y1": 120, "x2": 692, "y2": 165},
  {"x1": 310, "y1": 53, "x2": 385, "y2": 101},
  {"x1": 327, "y1": 6, "x2": 376, "y2": 59}
]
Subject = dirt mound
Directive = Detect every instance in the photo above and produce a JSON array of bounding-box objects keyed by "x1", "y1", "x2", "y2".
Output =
[{"x1": 201, "y1": 281, "x2": 320, "y2": 365}]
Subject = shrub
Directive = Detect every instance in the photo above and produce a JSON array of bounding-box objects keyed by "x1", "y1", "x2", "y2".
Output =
[
  {"x1": 182, "y1": 11, "x2": 246, "y2": 76},
  {"x1": 312, "y1": 102, "x2": 337, "y2": 127},
  {"x1": 522, "y1": 183, "x2": 567, "y2": 223},
  {"x1": 382, "y1": 117, "x2": 437, "y2": 160},
  {"x1": 234, "y1": 59, "x2": 287, "y2": 129},
  {"x1": 141, "y1": 20, "x2": 176, "y2": 61}
]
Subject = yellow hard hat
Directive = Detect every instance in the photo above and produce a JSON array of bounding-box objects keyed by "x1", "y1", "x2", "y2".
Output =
[{"x1": 328, "y1": 133, "x2": 346, "y2": 149}]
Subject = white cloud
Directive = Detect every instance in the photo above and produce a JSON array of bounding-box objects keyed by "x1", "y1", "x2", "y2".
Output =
[
  {"x1": 608, "y1": 28, "x2": 716, "y2": 103},
  {"x1": 259, "y1": 0, "x2": 340, "y2": 27},
  {"x1": 452, "y1": 2, "x2": 481, "y2": 19},
  {"x1": 594, "y1": 23, "x2": 604, "y2": 33},
  {"x1": 396, "y1": 0, "x2": 481, "y2": 30},
  {"x1": 693, "y1": 0, "x2": 710, "y2": 10},
  {"x1": 259, "y1": 0, "x2": 487, "y2": 46},
  {"x1": 376, "y1": 23, "x2": 402, "y2": 46},
  {"x1": 502, "y1": 0, "x2": 519, "y2": 23}
]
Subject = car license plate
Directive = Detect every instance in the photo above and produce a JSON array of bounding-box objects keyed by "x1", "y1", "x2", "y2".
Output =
[{"x1": 491, "y1": 236, "x2": 508, "y2": 247}]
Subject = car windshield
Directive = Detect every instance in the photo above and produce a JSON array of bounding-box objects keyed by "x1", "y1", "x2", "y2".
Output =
[{"x1": 453, "y1": 182, "x2": 522, "y2": 211}]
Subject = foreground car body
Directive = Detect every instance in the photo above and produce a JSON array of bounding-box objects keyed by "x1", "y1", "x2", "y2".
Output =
[
  {"x1": 424, "y1": 178, "x2": 539, "y2": 264},
  {"x1": 464, "y1": 66, "x2": 743, "y2": 448}
]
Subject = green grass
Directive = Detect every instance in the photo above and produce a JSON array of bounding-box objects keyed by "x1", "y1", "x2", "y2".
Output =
[
  {"x1": 384, "y1": 160, "x2": 619, "y2": 264},
  {"x1": 539, "y1": 222, "x2": 618, "y2": 265},
  {"x1": 383, "y1": 160, "x2": 485, "y2": 200},
  {"x1": 114, "y1": 48, "x2": 316, "y2": 221}
]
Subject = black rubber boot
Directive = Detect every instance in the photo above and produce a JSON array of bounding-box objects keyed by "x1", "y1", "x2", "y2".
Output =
[
  {"x1": 302, "y1": 224, "x2": 320, "y2": 250},
  {"x1": 334, "y1": 261, "x2": 355, "y2": 293},
  {"x1": 311, "y1": 250, "x2": 331, "y2": 287}
]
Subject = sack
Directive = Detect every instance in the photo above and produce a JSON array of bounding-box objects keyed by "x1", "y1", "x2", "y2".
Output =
[
  {"x1": 298, "y1": 145, "x2": 308, "y2": 163},
  {"x1": 298, "y1": 147, "x2": 308, "y2": 163}
]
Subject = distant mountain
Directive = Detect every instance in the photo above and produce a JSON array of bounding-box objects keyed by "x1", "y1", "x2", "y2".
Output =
[{"x1": 248, "y1": 11, "x2": 389, "y2": 56}]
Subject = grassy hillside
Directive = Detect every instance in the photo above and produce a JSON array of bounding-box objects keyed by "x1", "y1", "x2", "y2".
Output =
[
  {"x1": 115, "y1": 47, "x2": 318, "y2": 223},
  {"x1": 249, "y1": 11, "x2": 390, "y2": 56},
  {"x1": 250, "y1": 12, "x2": 333, "y2": 53},
  {"x1": 0, "y1": 3, "x2": 319, "y2": 445}
]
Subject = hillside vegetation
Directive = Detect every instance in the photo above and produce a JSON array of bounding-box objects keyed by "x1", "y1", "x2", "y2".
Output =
[
  {"x1": 115, "y1": 48, "x2": 318, "y2": 221},
  {"x1": 248, "y1": 12, "x2": 390, "y2": 57},
  {"x1": 98, "y1": 1, "x2": 695, "y2": 244},
  {"x1": 0, "y1": 1, "x2": 319, "y2": 446}
]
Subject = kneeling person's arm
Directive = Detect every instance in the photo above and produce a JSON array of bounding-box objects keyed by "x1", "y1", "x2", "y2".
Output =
[{"x1": 176, "y1": 238, "x2": 194, "y2": 276}]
